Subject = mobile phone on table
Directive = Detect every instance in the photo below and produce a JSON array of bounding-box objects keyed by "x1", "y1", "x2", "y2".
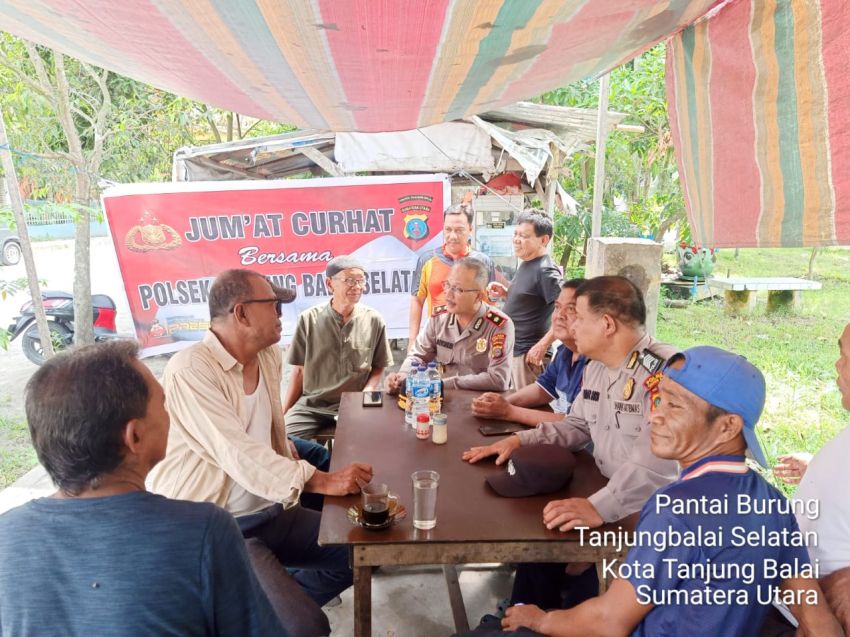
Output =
[
  {"x1": 362, "y1": 391, "x2": 383, "y2": 407},
  {"x1": 478, "y1": 421, "x2": 524, "y2": 436}
]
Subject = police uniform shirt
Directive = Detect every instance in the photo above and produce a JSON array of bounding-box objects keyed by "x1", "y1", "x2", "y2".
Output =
[
  {"x1": 535, "y1": 345, "x2": 588, "y2": 414},
  {"x1": 516, "y1": 332, "x2": 679, "y2": 523},
  {"x1": 400, "y1": 302, "x2": 513, "y2": 391},
  {"x1": 626, "y1": 455, "x2": 811, "y2": 637}
]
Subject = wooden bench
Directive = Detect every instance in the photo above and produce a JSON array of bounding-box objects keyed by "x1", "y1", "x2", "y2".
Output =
[{"x1": 707, "y1": 276, "x2": 822, "y2": 315}]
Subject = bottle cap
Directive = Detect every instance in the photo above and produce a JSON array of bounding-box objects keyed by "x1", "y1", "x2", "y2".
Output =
[{"x1": 416, "y1": 413, "x2": 430, "y2": 422}]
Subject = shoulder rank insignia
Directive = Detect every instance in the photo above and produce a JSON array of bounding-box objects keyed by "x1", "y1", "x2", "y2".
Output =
[
  {"x1": 644, "y1": 371, "x2": 663, "y2": 412},
  {"x1": 622, "y1": 377, "x2": 635, "y2": 400},
  {"x1": 637, "y1": 349, "x2": 665, "y2": 375},
  {"x1": 432, "y1": 304, "x2": 448, "y2": 317},
  {"x1": 490, "y1": 332, "x2": 507, "y2": 358},
  {"x1": 473, "y1": 316, "x2": 484, "y2": 331},
  {"x1": 475, "y1": 337, "x2": 487, "y2": 353},
  {"x1": 627, "y1": 351, "x2": 639, "y2": 369},
  {"x1": 484, "y1": 309, "x2": 506, "y2": 328}
]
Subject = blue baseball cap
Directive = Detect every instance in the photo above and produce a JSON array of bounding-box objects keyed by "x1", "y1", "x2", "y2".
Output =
[{"x1": 664, "y1": 346, "x2": 768, "y2": 467}]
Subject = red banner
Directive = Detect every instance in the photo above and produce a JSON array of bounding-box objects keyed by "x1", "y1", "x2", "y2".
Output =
[{"x1": 102, "y1": 175, "x2": 450, "y2": 356}]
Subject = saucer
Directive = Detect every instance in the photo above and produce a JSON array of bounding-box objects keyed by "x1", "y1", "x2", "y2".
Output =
[{"x1": 347, "y1": 500, "x2": 407, "y2": 530}]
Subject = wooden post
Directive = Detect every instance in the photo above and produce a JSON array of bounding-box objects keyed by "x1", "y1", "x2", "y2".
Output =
[
  {"x1": 591, "y1": 73, "x2": 610, "y2": 238},
  {"x1": 0, "y1": 105, "x2": 54, "y2": 359}
]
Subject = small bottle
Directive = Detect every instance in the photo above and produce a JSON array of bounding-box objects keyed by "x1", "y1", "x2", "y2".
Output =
[
  {"x1": 415, "y1": 412, "x2": 431, "y2": 440},
  {"x1": 411, "y1": 365, "x2": 431, "y2": 425},
  {"x1": 427, "y1": 361, "x2": 442, "y2": 414},
  {"x1": 404, "y1": 374, "x2": 414, "y2": 427},
  {"x1": 431, "y1": 413, "x2": 447, "y2": 444}
]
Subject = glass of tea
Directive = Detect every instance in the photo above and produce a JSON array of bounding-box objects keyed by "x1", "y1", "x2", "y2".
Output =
[{"x1": 361, "y1": 482, "x2": 393, "y2": 527}]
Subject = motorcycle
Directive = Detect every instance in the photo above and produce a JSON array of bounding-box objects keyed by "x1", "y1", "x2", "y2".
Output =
[{"x1": 6, "y1": 290, "x2": 119, "y2": 365}]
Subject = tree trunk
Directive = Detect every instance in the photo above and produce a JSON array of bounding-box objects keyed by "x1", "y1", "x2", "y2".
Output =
[
  {"x1": 73, "y1": 168, "x2": 94, "y2": 345},
  {"x1": 807, "y1": 247, "x2": 819, "y2": 279},
  {"x1": 0, "y1": 105, "x2": 54, "y2": 359},
  {"x1": 560, "y1": 245, "x2": 573, "y2": 270}
]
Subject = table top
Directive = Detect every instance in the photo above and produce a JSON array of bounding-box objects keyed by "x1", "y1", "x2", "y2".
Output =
[
  {"x1": 318, "y1": 390, "x2": 635, "y2": 546},
  {"x1": 708, "y1": 276, "x2": 822, "y2": 291}
]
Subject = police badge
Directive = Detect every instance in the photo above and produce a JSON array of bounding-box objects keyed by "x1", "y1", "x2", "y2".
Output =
[
  {"x1": 403, "y1": 213, "x2": 429, "y2": 241},
  {"x1": 475, "y1": 337, "x2": 487, "y2": 353}
]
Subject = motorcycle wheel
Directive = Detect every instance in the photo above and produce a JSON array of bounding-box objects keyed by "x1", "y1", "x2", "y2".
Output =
[{"x1": 21, "y1": 321, "x2": 72, "y2": 366}]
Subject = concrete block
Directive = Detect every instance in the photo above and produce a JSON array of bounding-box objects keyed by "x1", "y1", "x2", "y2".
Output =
[
  {"x1": 724, "y1": 290, "x2": 758, "y2": 316},
  {"x1": 586, "y1": 237, "x2": 663, "y2": 336},
  {"x1": 766, "y1": 289, "x2": 801, "y2": 313}
]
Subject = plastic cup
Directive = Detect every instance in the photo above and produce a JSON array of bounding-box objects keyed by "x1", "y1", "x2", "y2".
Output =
[{"x1": 411, "y1": 470, "x2": 439, "y2": 530}]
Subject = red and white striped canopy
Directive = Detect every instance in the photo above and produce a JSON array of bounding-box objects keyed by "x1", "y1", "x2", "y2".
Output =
[{"x1": 0, "y1": 0, "x2": 720, "y2": 132}]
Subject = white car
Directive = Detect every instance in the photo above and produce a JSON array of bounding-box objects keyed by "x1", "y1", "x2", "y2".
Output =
[{"x1": 1, "y1": 226, "x2": 22, "y2": 266}]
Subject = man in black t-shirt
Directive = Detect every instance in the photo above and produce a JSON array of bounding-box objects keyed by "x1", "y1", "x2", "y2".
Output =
[{"x1": 488, "y1": 211, "x2": 562, "y2": 389}]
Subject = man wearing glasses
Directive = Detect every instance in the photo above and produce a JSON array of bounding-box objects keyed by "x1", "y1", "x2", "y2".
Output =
[
  {"x1": 283, "y1": 255, "x2": 393, "y2": 439},
  {"x1": 151, "y1": 268, "x2": 374, "y2": 636},
  {"x1": 387, "y1": 257, "x2": 514, "y2": 393}
]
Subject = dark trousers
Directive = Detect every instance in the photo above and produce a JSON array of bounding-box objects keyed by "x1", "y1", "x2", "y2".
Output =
[
  {"x1": 236, "y1": 437, "x2": 344, "y2": 637},
  {"x1": 510, "y1": 562, "x2": 599, "y2": 610},
  {"x1": 289, "y1": 436, "x2": 330, "y2": 512},
  {"x1": 453, "y1": 614, "x2": 544, "y2": 637},
  {"x1": 239, "y1": 505, "x2": 350, "y2": 636}
]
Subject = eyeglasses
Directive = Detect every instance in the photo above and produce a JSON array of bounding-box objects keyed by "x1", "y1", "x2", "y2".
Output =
[
  {"x1": 334, "y1": 277, "x2": 367, "y2": 288},
  {"x1": 442, "y1": 281, "x2": 479, "y2": 295},
  {"x1": 231, "y1": 298, "x2": 283, "y2": 317}
]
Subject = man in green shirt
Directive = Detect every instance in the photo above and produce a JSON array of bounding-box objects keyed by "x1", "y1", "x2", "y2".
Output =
[{"x1": 284, "y1": 255, "x2": 393, "y2": 438}]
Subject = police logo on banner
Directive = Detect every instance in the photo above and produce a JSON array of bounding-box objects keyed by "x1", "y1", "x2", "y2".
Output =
[{"x1": 403, "y1": 214, "x2": 429, "y2": 241}]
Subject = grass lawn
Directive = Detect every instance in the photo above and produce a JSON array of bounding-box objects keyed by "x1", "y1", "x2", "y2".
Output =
[
  {"x1": 656, "y1": 246, "x2": 850, "y2": 492},
  {"x1": 0, "y1": 415, "x2": 37, "y2": 489}
]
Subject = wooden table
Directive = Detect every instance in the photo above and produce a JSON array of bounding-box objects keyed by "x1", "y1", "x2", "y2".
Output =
[{"x1": 318, "y1": 390, "x2": 637, "y2": 636}]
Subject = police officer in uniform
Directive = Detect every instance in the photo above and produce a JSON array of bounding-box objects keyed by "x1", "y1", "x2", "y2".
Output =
[
  {"x1": 387, "y1": 257, "x2": 513, "y2": 393},
  {"x1": 464, "y1": 275, "x2": 679, "y2": 611}
]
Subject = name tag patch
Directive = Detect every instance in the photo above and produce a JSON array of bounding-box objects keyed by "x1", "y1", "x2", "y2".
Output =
[
  {"x1": 583, "y1": 389, "x2": 600, "y2": 402},
  {"x1": 436, "y1": 339, "x2": 454, "y2": 349},
  {"x1": 613, "y1": 401, "x2": 642, "y2": 415}
]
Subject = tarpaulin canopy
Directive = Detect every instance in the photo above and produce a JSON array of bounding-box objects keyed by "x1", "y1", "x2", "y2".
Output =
[
  {"x1": 0, "y1": 0, "x2": 719, "y2": 133},
  {"x1": 4, "y1": 0, "x2": 847, "y2": 248},
  {"x1": 667, "y1": 0, "x2": 850, "y2": 247}
]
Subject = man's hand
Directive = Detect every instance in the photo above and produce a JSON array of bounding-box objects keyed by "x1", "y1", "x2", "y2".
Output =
[
  {"x1": 306, "y1": 463, "x2": 373, "y2": 496},
  {"x1": 501, "y1": 604, "x2": 546, "y2": 632},
  {"x1": 487, "y1": 281, "x2": 508, "y2": 300},
  {"x1": 773, "y1": 452, "x2": 813, "y2": 484},
  {"x1": 543, "y1": 497, "x2": 603, "y2": 532},
  {"x1": 525, "y1": 341, "x2": 549, "y2": 368},
  {"x1": 462, "y1": 435, "x2": 521, "y2": 465},
  {"x1": 472, "y1": 392, "x2": 512, "y2": 419},
  {"x1": 820, "y1": 568, "x2": 850, "y2": 632},
  {"x1": 385, "y1": 372, "x2": 406, "y2": 396}
]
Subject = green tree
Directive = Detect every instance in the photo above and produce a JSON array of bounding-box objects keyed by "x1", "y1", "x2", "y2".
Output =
[
  {"x1": 0, "y1": 34, "x2": 297, "y2": 347},
  {"x1": 536, "y1": 45, "x2": 688, "y2": 268}
]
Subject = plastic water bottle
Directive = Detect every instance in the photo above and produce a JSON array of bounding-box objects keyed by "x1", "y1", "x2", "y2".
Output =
[
  {"x1": 404, "y1": 374, "x2": 414, "y2": 427},
  {"x1": 427, "y1": 361, "x2": 442, "y2": 414},
  {"x1": 411, "y1": 365, "x2": 431, "y2": 427}
]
